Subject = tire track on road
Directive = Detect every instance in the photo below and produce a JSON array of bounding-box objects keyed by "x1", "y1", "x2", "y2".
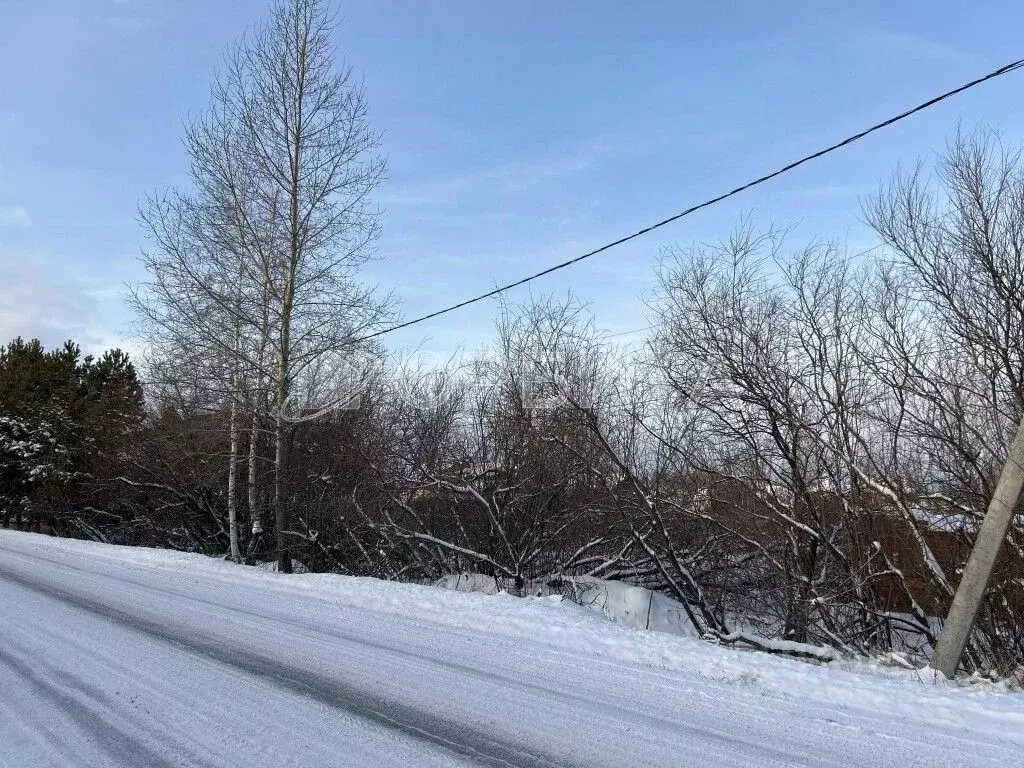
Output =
[{"x1": 0, "y1": 562, "x2": 571, "y2": 768}]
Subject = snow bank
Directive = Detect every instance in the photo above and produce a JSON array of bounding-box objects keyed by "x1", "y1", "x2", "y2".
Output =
[{"x1": 433, "y1": 572, "x2": 700, "y2": 637}]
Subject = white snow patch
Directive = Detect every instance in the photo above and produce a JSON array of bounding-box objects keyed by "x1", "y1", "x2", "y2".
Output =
[{"x1": 434, "y1": 572, "x2": 700, "y2": 638}]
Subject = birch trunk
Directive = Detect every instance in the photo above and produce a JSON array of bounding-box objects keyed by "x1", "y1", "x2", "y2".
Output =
[
  {"x1": 248, "y1": 412, "x2": 262, "y2": 536},
  {"x1": 274, "y1": 342, "x2": 292, "y2": 573},
  {"x1": 226, "y1": 394, "x2": 242, "y2": 562}
]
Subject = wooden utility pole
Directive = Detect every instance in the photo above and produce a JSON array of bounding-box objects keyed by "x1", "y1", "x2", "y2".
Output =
[{"x1": 931, "y1": 415, "x2": 1024, "y2": 678}]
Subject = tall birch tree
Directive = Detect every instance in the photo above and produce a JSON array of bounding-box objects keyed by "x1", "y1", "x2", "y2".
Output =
[{"x1": 133, "y1": 0, "x2": 390, "y2": 571}]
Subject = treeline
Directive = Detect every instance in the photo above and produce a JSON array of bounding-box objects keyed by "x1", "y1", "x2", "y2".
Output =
[
  {"x1": 5, "y1": 126, "x2": 1024, "y2": 676},
  {"x1": 2, "y1": 0, "x2": 1022, "y2": 679}
]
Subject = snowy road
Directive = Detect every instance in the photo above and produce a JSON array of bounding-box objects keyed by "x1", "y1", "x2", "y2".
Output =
[{"x1": 0, "y1": 531, "x2": 1021, "y2": 767}]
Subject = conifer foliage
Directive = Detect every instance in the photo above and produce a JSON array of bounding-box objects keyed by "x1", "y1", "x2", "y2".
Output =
[{"x1": 0, "y1": 338, "x2": 143, "y2": 534}]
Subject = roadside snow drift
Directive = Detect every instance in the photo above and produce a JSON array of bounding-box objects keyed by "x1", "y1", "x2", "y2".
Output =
[{"x1": 1, "y1": 530, "x2": 1021, "y2": 767}]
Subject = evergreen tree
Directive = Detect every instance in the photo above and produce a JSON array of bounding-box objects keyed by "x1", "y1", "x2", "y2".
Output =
[{"x1": 0, "y1": 338, "x2": 144, "y2": 533}]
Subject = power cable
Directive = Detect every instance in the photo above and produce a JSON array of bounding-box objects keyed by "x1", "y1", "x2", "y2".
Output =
[{"x1": 358, "y1": 57, "x2": 1024, "y2": 343}]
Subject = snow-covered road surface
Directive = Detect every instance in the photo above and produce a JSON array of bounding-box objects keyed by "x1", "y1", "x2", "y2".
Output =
[{"x1": 1, "y1": 531, "x2": 1021, "y2": 767}]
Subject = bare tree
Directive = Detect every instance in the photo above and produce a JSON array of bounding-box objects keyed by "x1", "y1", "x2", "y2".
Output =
[
  {"x1": 354, "y1": 298, "x2": 632, "y2": 592},
  {"x1": 131, "y1": 196, "x2": 251, "y2": 560},
  {"x1": 133, "y1": 0, "x2": 392, "y2": 571},
  {"x1": 865, "y1": 127, "x2": 1024, "y2": 670}
]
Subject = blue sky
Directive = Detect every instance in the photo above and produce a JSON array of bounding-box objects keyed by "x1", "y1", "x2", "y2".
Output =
[{"x1": 2, "y1": 0, "x2": 1024, "y2": 360}]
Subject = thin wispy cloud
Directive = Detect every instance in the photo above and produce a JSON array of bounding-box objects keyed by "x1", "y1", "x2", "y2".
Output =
[
  {"x1": 105, "y1": 0, "x2": 166, "y2": 34},
  {"x1": 0, "y1": 206, "x2": 31, "y2": 227},
  {"x1": 856, "y1": 31, "x2": 974, "y2": 66},
  {"x1": 381, "y1": 134, "x2": 627, "y2": 209},
  {"x1": 0, "y1": 251, "x2": 104, "y2": 349}
]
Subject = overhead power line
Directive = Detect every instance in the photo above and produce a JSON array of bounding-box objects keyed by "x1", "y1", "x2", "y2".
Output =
[{"x1": 359, "y1": 57, "x2": 1024, "y2": 343}]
